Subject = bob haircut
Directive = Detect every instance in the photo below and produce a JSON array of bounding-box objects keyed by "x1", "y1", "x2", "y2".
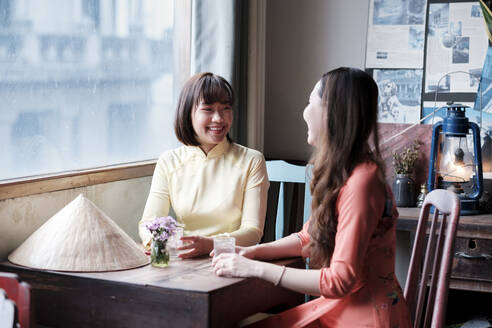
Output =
[{"x1": 174, "y1": 72, "x2": 235, "y2": 146}]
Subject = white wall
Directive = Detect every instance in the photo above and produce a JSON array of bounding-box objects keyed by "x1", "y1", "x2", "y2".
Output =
[
  {"x1": 0, "y1": 177, "x2": 151, "y2": 261},
  {"x1": 264, "y1": 0, "x2": 370, "y2": 161}
]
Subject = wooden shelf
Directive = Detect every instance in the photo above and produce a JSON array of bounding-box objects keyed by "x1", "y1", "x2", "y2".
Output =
[{"x1": 396, "y1": 207, "x2": 492, "y2": 293}]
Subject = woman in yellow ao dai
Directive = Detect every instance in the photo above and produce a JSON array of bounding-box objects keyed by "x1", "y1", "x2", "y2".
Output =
[{"x1": 139, "y1": 72, "x2": 269, "y2": 258}]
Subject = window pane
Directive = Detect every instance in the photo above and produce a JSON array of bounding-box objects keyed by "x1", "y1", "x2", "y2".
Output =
[{"x1": 0, "y1": 0, "x2": 179, "y2": 180}]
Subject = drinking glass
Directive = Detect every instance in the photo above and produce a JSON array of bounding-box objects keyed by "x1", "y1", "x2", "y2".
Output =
[
  {"x1": 213, "y1": 236, "x2": 235, "y2": 258},
  {"x1": 167, "y1": 227, "x2": 184, "y2": 261}
]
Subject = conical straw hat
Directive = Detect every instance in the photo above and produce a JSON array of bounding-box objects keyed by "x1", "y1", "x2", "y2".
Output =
[{"x1": 8, "y1": 194, "x2": 149, "y2": 272}]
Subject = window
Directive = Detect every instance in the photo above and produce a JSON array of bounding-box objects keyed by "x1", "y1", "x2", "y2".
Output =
[{"x1": 0, "y1": 0, "x2": 182, "y2": 181}]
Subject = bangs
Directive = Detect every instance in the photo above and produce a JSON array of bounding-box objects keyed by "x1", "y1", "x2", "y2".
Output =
[{"x1": 197, "y1": 75, "x2": 234, "y2": 105}]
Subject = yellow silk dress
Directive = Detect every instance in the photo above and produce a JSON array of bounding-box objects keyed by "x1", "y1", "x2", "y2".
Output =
[{"x1": 139, "y1": 139, "x2": 269, "y2": 248}]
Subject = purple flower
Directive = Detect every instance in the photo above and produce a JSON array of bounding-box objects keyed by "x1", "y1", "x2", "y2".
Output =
[{"x1": 146, "y1": 216, "x2": 179, "y2": 242}]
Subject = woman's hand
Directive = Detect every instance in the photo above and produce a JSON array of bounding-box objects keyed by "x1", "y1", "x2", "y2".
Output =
[
  {"x1": 212, "y1": 253, "x2": 263, "y2": 278},
  {"x1": 178, "y1": 236, "x2": 213, "y2": 259}
]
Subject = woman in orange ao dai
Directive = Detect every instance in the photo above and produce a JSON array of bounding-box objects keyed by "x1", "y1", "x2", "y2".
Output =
[{"x1": 212, "y1": 67, "x2": 412, "y2": 327}]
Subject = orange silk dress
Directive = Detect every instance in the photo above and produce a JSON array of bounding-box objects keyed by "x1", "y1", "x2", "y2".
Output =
[{"x1": 254, "y1": 162, "x2": 412, "y2": 328}]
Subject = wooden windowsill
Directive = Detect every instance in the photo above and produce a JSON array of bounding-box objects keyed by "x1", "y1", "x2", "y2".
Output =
[{"x1": 0, "y1": 161, "x2": 157, "y2": 201}]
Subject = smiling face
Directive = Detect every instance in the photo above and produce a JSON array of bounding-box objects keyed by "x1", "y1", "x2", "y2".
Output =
[
  {"x1": 303, "y1": 81, "x2": 324, "y2": 147},
  {"x1": 191, "y1": 100, "x2": 233, "y2": 154},
  {"x1": 174, "y1": 73, "x2": 235, "y2": 148}
]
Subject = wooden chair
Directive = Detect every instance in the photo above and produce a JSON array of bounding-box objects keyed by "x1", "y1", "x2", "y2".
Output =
[
  {"x1": 0, "y1": 273, "x2": 31, "y2": 328},
  {"x1": 404, "y1": 189, "x2": 460, "y2": 328},
  {"x1": 263, "y1": 160, "x2": 311, "y2": 243},
  {"x1": 0, "y1": 289, "x2": 16, "y2": 328}
]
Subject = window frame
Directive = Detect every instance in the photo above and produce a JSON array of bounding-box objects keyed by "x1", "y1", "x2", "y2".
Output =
[
  {"x1": 0, "y1": 161, "x2": 156, "y2": 201},
  {"x1": 0, "y1": 0, "x2": 191, "y2": 201}
]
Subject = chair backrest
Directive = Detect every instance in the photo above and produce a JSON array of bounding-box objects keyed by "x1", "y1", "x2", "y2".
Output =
[
  {"x1": 0, "y1": 273, "x2": 31, "y2": 328},
  {"x1": 263, "y1": 160, "x2": 311, "y2": 243},
  {"x1": 404, "y1": 189, "x2": 460, "y2": 328},
  {"x1": 0, "y1": 289, "x2": 16, "y2": 328}
]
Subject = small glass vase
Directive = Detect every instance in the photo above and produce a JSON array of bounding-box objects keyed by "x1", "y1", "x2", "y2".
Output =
[{"x1": 151, "y1": 239, "x2": 169, "y2": 268}]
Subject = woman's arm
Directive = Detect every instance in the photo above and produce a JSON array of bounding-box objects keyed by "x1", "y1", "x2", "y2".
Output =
[
  {"x1": 222, "y1": 155, "x2": 269, "y2": 246},
  {"x1": 244, "y1": 233, "x2": 303, "y2": 260},
  {"x1": 213, "y1": 233, "x2": 319, "y2": 295},
  {"x1": 139, "y1": 157, "x2": 171, "y2": 248},
  {"x1": 225, "y1": 181, "x2": 268, "y2": 246},
  {"x1": 212, "y1": 253, "x2": 321, "y2": 296},
  {"x1": 176, "y1": 224, "x2": 302, "y2": 259}
]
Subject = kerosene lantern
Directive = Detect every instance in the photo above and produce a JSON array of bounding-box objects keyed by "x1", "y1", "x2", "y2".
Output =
[{"x1": 427, "y1": 103, "x2": 483, "y2": 215}]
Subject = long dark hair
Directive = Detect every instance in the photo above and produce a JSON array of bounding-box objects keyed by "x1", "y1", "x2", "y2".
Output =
[{"x1": 307, "y1": 67, "x2": 385, "y2": 268}]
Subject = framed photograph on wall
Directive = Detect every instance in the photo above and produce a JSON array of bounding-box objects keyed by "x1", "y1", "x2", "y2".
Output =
[
  {"x1": 366, "y1": 0, "x2": 428, "y2": 68},
  {"x1": 372, "y1": 69, "x2": 424, "y2": 123}
]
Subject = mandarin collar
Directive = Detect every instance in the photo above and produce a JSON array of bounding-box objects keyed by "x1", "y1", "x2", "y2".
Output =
[{"x1": 187, "y1": 139, "x2": 231, "y2": 159}]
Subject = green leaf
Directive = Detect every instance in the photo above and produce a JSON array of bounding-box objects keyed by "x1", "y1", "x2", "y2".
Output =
[{"x1": 480, "y1": 0, "x2": 492, "y2": 43}]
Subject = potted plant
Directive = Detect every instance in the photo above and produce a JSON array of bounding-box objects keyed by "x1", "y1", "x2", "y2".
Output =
[{"x1": 392, "y1": 141, "x2": 420, "y2": 207}]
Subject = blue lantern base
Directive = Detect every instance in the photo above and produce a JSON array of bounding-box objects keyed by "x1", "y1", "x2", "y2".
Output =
[{"x1": 459, "y1": 198, "x2": 480, "y2": 216}]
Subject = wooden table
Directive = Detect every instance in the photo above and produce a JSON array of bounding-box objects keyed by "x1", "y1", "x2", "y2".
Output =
[
  {"x1": 397, "y1": 207, "x2": 492, "y2": 293},
  {"x1": 0, "y1": 257, "x2": 304, "y2": 328}
]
